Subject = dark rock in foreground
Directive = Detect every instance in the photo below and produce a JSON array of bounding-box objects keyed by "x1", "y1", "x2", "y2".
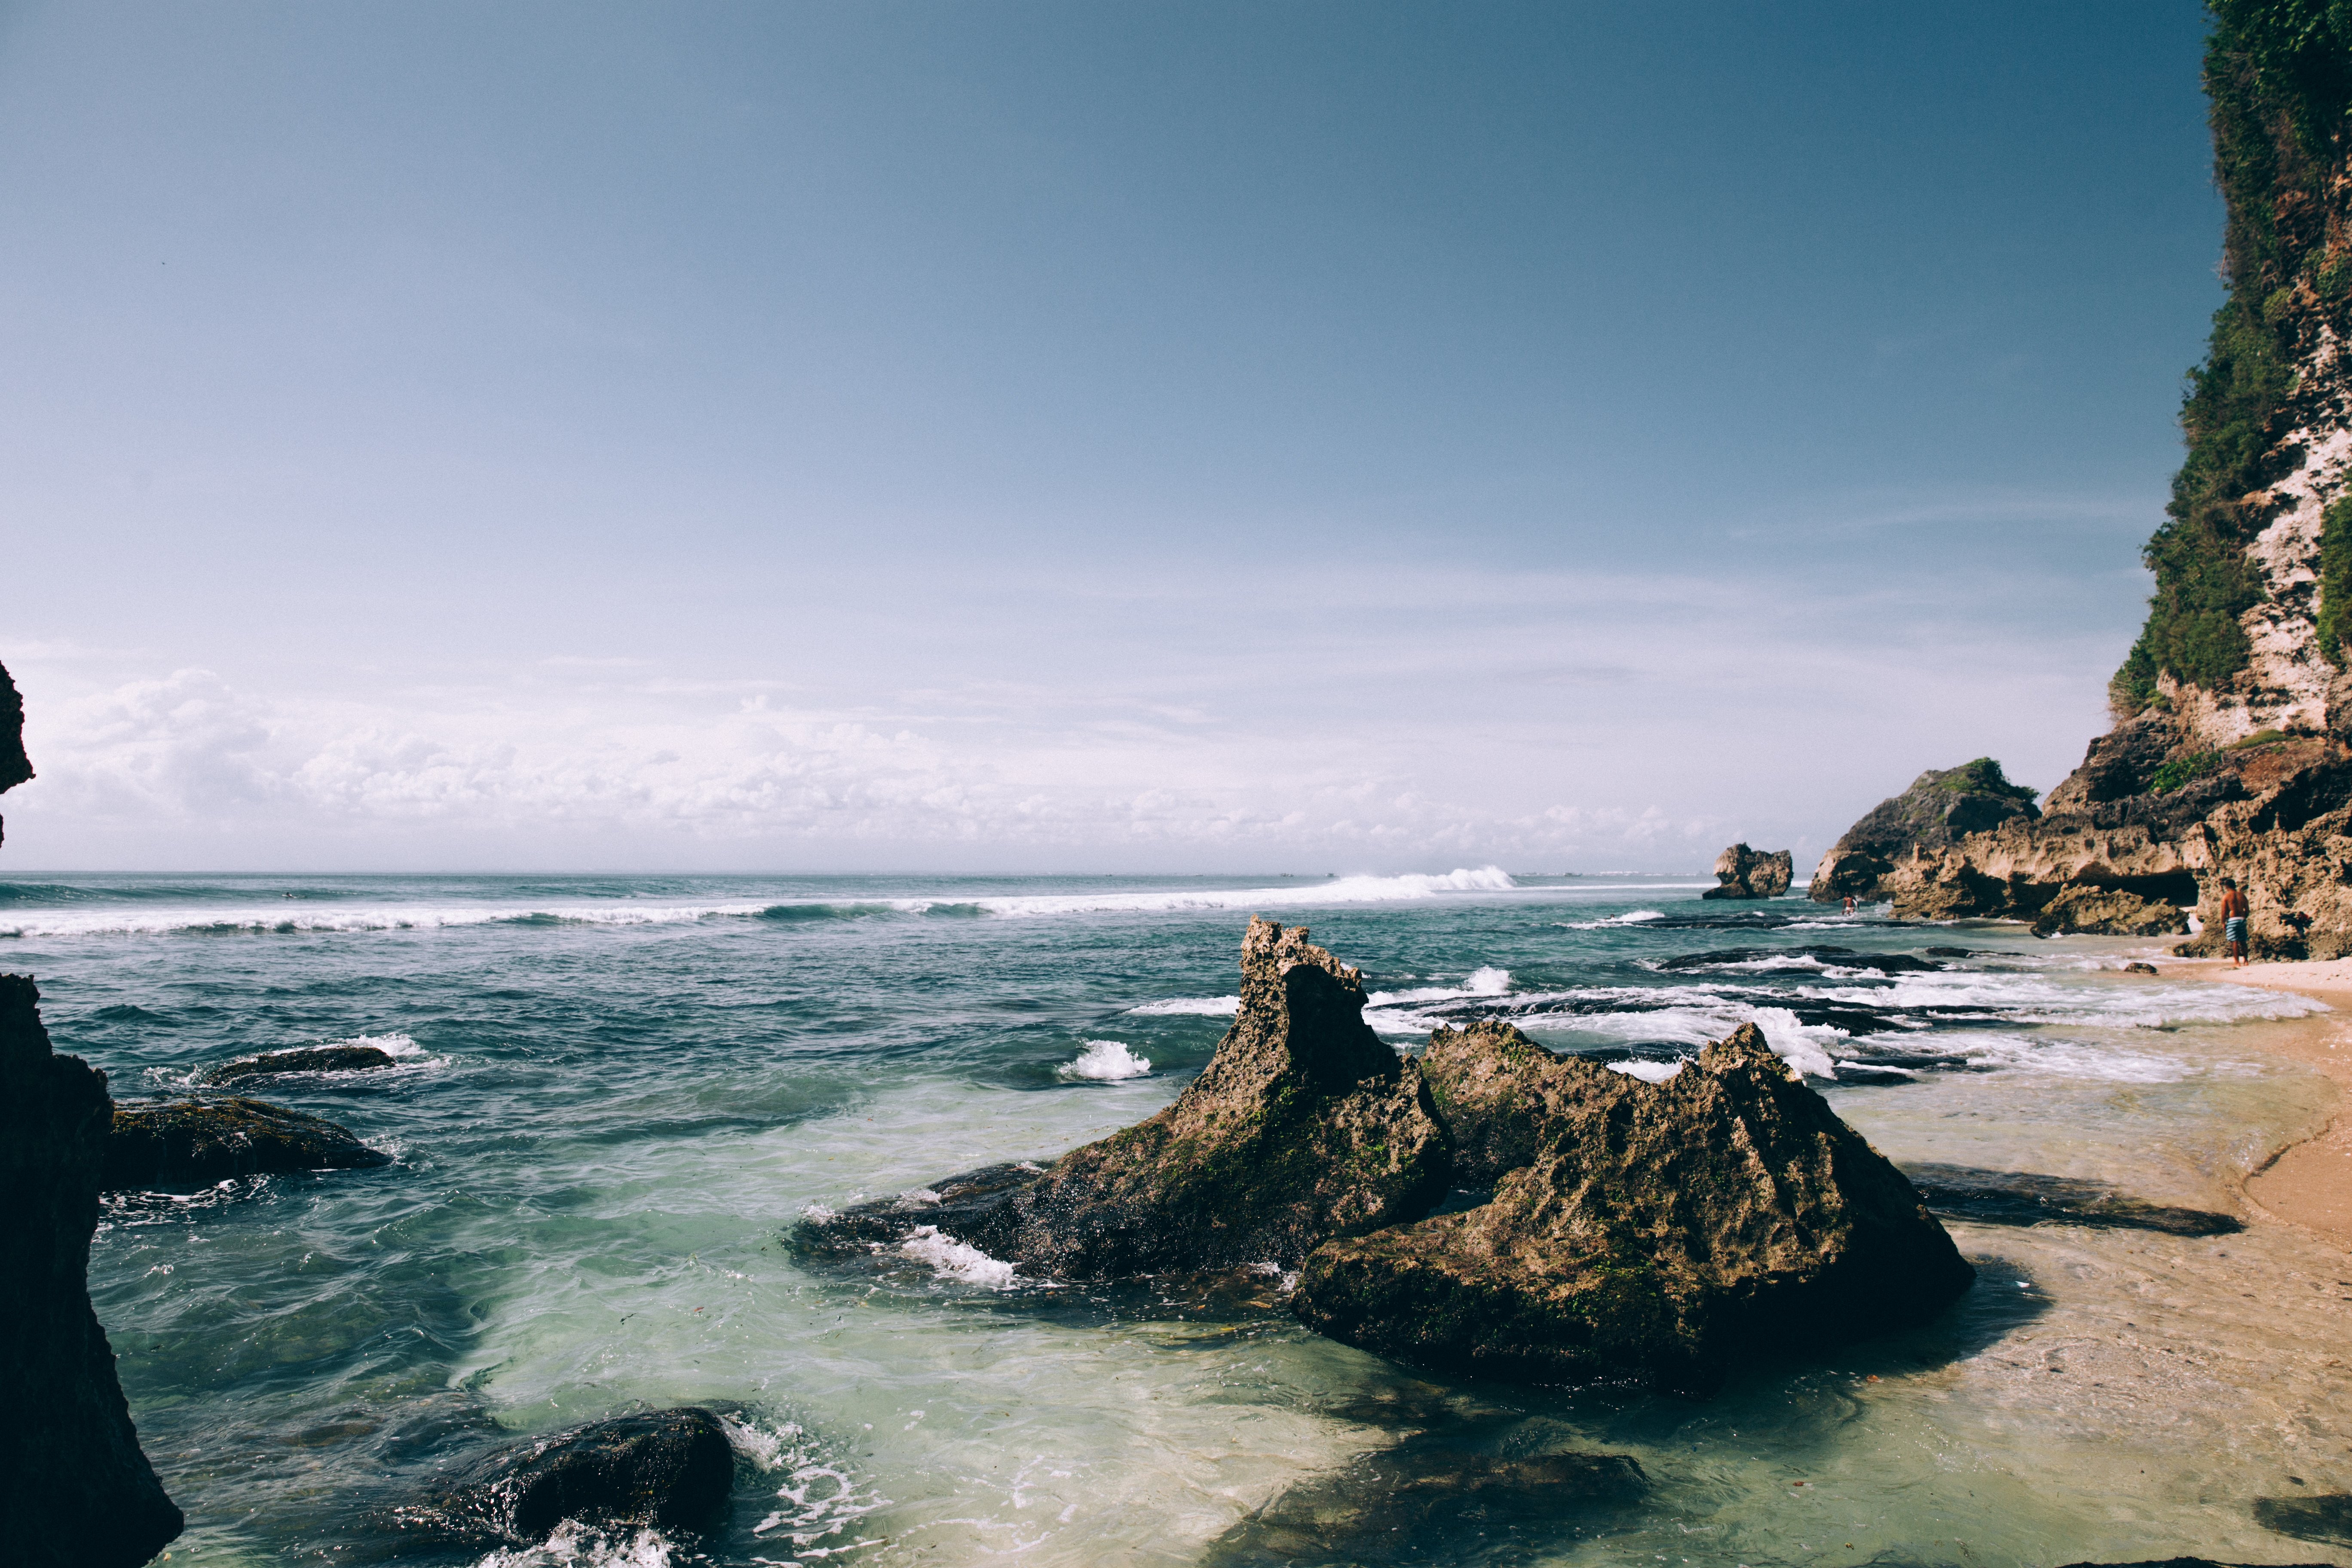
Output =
[
  {"x1": 0, "y1": 975, "x2": 185, "y2": 1567},
  {"x1": 105, "y1": 1097, "x2": 392, "y2": 1191},
  {"x1": 201, "y1": 1044, "x2": 399, "y2": 1084},
  {"x1": 1418, "y1": 1020, "x2": 1617, "y2": 1187},
  {"x1": 414, "y1": 1407, "x2": 736, "y2": 1546},
  {"x1": 1702, "y1": 842, "x2": 1793, "y2": 900},
  {"x1": 799, "y1": 916, "x2": 1450, "y2": 1279},
  {"x1": 1293, "y1": 1024, "x2": 1973, "y2": 1392}
]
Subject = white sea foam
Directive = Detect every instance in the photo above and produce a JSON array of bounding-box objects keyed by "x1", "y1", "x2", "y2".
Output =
[
  {"x1": 1556, "y1": 910, "x2": 1665, "y2": 930},
  {"x1": 1126, "y1": 995, "x2": 1240, "y2": 1016},
  {"x1": 1606, "y1": 1059, "x2": 1686, "y2": 1082},
  {"x1": 472, "y1": 1520, "x2": 675, "y2": 1567},
  {"x1": 1366, "y1": 967, "x2": 1511, "y2": 1006},
  {"x1": 1057, "y1": 1040, "x2": 1153, "y2": 1081},
  {"x1": 938, "y1": 865, "x2": 1520, "y2": 918},
  {"x1": 899, "y1": 1225, "x2": 1018, "y2": 1287}
]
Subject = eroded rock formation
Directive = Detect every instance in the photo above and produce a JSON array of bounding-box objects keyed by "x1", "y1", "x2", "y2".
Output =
[
  {"x1": 800, "y1": 916, "x2": 1451, "y2": 1277},
  {"x1": 1702, "y1": 843, "x2": 1793, "y2": 900},
  {"x1": 0, "y1": 977, "x2": 185, "y2": 1566},
  {"x1": 104, "y1": 1098, "x2": 393, "y2": 1191},
  {"x1": 1810, "y1": 725, "x2": 2352, "y2": 953},
  {"x1": 0, "y1": 661, "x2": 28, "y2": 847},
  {"x1": 1291, "y1": 1023, "x2": 1973, "y2": 1393},
  {"x1": 1807, "y1": 759, "x2": 2041, "y2": 904}
]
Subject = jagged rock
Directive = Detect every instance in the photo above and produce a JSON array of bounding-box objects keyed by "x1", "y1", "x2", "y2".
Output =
[
  {"x1": 1808, "y1": 758, "x2": 2041, "y2": 902},
  {"x1": 2124, "y1": 961, "x2": 2161, "y2": 974},
  {"x1": 1418, "y1": 1020, "x2": 1616, "y2": 1187},
  {"x1": 1291, "y1": 1024, "x2": 1973, "y2": 1393},
  {"x1": 1701, "y1": 843, "x2": 1793, "y2": 900},
  {"x1": 2029, "y1": 885, "x2": 2190, "y2": 938},
  {"x1": 200, "y1": 1044, "x2": 398, "y2": 1084},
  {"x1": 798, "y1": 917, "x2": 1450, "y2": 1279},
  {"x1": 0, "y1": 976, "x2": 185, "y2": 1567},
  {"x1": 0, "y1": 662, "x2": 27, "y2": 848},
  {"x1": 415, "y1": 1407, "x2": 737, "y2": 1546},
  {"x1": 104, "y1": 1097, "x2": 392, "y2": 1191}
]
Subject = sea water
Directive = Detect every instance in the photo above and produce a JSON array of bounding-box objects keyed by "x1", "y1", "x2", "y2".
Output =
[{"x1": 7, "y1": 870, "x2": 2352, "y2": 1567}]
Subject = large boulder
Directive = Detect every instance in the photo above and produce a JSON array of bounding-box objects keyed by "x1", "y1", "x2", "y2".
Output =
[
  {"x1": 416, "y1": 1407, "x2": 737, "y2": 1546},
  {"x1": 2028, "y1": 885, "x2": 2189, "y2": 938},
  {"x1": 799, "y1": 916, "x2": 1451, "y2": 1279},
  {"x1": 0, "y1": 976, "x2": 185, "y2": 1567},
  {"x1": 1701, "y1": 843, "x2": 1793, "y2": 900},
  {"x1": 104, "y1": 1097, "x2": 392, "y2": 1191},
  {"x1": 1808, "y1": 758, "x2": 2040, "y2": 902},
  {"x1": 1291, "y1": 1024, "x2": 1974, "y2": 1393},
  {"x1": 200, "y1": 1044, "x2": 398, "y2": 1084}
]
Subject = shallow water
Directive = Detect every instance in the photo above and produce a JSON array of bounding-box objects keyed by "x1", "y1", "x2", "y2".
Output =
[{"x1": 9, "y1": 870, "x2": 2350, "y2": 1566}]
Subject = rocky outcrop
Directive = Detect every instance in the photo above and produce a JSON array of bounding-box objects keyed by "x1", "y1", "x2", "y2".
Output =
[
  {"x1": 201, "y1": 1044, "x2": 398, "y2": 1084},
  {"x1": 1701, "y1": 843, "x2": 1792, "y2": 900},
  {"x1": 0, "y1": 662, "x2": 27, "y2": 848},
  {"x1": 0, "y1": 976, "x2": 185, "y2": 1566},
  {"x1": 799, "y1": 917, "x2": 1450, "y2": 1278},
  {"x1": 1418, "y1": 1020, "x2": 1620, "y2": 1186},
  {"x1": 1811, "y1": 719, "x2": 2352, "y2": 954},
  {"x1": 104, "y1": 1098, "x2": 392, "y2": 1191},
  {"x1": 1291, "y1": 1024, "x2": 1973, "y2": 1393},
  {"x1": 1808, "y1": 759, "x2": 2040, "y2": 902},
  {"x1": 410, "y1": 1408, "x2": 736, "y2": 1547}
]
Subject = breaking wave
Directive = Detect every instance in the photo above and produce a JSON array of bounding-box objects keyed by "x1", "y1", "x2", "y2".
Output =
[{"x1": 1057, "y1": 1040, "x2": 1153, "y2": 1081}]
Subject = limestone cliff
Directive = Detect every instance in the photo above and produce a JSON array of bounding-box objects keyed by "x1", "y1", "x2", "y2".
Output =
[{"x1": 1811, "y1": 9, "x2": 2352, "y2": 956}]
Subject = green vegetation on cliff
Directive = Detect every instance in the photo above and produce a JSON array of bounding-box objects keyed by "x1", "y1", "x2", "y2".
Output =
[{"x1": 2114, "y1": 1, "x2": 2352, "y2": 711}]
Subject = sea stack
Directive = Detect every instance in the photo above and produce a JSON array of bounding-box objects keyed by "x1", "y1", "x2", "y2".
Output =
[
  {"x1": 0, "y1": 664, "x2": 185, "y2": 1567},
  {"x1": 1701, "y1": 843, "x2": 1794, "y2": 900}
]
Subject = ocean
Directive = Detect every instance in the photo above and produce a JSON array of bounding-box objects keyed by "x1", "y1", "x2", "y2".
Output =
[{"x1": 8, "y1": 868, "x2": 2351, "y2": 1567}]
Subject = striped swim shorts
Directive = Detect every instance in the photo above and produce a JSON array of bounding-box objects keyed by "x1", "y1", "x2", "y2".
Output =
[{"x1": 2224, "y1": 916, "x2": 2248, "y2": 944}]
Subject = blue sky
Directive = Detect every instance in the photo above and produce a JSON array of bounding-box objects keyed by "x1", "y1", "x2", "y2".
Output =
[{"x1": 1, "y1": 1, "x2": 2220, "y2": 872}]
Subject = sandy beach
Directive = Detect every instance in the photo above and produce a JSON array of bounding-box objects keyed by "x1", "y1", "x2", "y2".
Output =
[{"x1": 2174, "y1": 956, "x2": 2352, "y2": 1249}]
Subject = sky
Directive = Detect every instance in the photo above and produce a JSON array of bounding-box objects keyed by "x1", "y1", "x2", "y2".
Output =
[{"x1": 0, "y1": 0, "x2": 2223, "y2": 874}]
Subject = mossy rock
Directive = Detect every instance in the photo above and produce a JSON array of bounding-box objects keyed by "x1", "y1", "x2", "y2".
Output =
[
  {"x1": 1293, "y1": 1025, "x2": 1973, "y2": 1393},
  {"x1": 104, "y1": 1097, "x2": 392, "y2": 1191}
]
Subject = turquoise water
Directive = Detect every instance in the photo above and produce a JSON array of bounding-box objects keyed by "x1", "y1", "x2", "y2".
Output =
[{"x1": 9, "y1": 870, "x2": 2351, "y2": 1567}]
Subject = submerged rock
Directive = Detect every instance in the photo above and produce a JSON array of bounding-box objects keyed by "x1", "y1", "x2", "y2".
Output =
[
  {"x1": 2253, "y1": 1492, "x2": 2352, "y2": 1550},
  {"x1": 201, "y1": 1044, "x2": 399, "y2": 1084},
  {"x1": 104, "y1": 1097, "x2": 392, "y2": 1191},
  {"x1": 419, "y1": 1407, "x2": 737, "y2": 1546},
  {"x1": 0, "y1": 975, "x2": 185, "y2": 1567},
  {"x1": 1702, "y1": 843, "x2": 1793, "y2": 900},
  {"x1": 2029, "y1": 885, "x2": 2190, "y2": 938},
  {"x1": 799, "y1": 916, "x2": 1450, "y2": 1279},
  {"x1": 1292, "y1": 1024, "x2": 1973, "y2": 1392}
]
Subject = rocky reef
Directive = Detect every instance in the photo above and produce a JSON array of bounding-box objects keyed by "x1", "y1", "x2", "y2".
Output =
[
  {"x1": 801, "y1": 916, "x2": 1450, "y2": 1276},
  {"x1": 403, "y1": 1407, "x2": 737, "y2": 1549},
  {"x1": 1291, "y1": 1023, "x2": 1973, "y2": 1393},
  {"x1": 201, "y1": 1043, "x2": 399, "y2": 1084},
  {"x1": 1701, "y1": 842, "x2": 1792, "y2": 900},
  {"x1": 104, "y1": 1098, "x2": 393, "y2": 1191},
  {"x1": 0, "y1": 664, "x2": 184, "y2": 1566}
]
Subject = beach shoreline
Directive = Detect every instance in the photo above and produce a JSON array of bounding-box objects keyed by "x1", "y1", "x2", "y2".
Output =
[{"x1": 2173, "y1": 955, "x2": 2352, "y2": 1249}]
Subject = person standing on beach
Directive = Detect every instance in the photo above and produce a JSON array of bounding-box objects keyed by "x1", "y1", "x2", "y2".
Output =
[{"x1": 2218, "y1": 878, "x2": 2251, "y2": 967}]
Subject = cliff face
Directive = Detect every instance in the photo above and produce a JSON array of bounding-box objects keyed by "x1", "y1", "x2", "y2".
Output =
[
  {"x1": 0, "y1": 664, "x2": 184, "y2": 1565},
  {"x1": 2113, "y1": 3, "x2": 2352, "y2": 743}
]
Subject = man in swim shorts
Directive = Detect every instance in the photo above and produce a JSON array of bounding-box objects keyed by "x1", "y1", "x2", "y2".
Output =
[{"x1": 2217, "y1": 877, "x2": 2251, "y2": 967}]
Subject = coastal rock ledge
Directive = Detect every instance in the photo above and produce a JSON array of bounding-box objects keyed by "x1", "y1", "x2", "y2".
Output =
[
  {"x1": 1293, "y1": 1021, "x2": 1974, "y2": 1393},
  {"x1": 800, "y1": 916, "x2": 1450, "y2": 1276}
]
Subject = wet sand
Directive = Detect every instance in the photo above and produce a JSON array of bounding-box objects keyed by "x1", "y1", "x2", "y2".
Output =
[{"x1": 2175, "y1": 956, "x2": 2352, "y2": 1248}]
